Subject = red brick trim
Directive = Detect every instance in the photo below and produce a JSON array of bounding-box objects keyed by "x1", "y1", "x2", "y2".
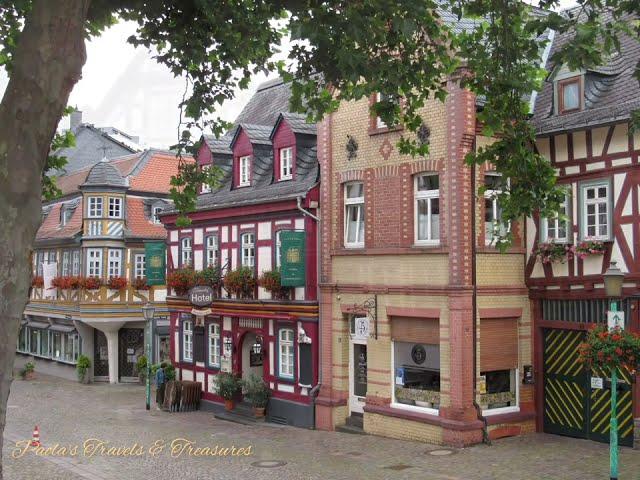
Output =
[
  {"x1": 364, "y1": 404, "x2": 484, "y2": 431},
  {"x1": 484, "y1": 410, "x2": 536, "y2": 426},
  {"x1": 479, "y1": 308, "x2": 522, "y2": 319},
  {"x1": 386, "y1": 306, "x2": 440, "y2": 319},
  {"x1": 315, "y1": 396, "x2": 348, "y2": 407},
  {"x1": 337, "y1": 170, "x2": 365, "y2": 183}
]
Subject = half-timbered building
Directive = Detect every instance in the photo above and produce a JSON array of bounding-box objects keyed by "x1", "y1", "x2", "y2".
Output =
[
  {"x1": 528, "y1": 14, "x2": 640, "y2": 447},
  {"x1": 160, "y1": 79, "x2": 320, "y2": 427}
]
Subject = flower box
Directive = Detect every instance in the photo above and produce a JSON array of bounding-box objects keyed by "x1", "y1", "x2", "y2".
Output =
[
  {"x1": 107, "y1": 276, "x2": 128, "y2": 290},
  {"x1": 224, "y1": 267, "x2": 256, "y2": 299},
  {"x1": 258, "y1": 269, "x2": 292, "y2": 300}
]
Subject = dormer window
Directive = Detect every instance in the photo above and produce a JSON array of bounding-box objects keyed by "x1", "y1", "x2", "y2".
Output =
[
  {"x1": 60, "y1": 206, "x2": 73, "y2": 226},
  {"x1": 201, "y1": 164, "x2": 212, "y2": 194},
  {"x1": 558, "y1": 77, "x2": 582, "y2": 114},
  {"x1": 279, "y1": 147, "x2": 293, "y2": 181},
  {"x1": 239, "y1": 155, "x2": 251, "y2": 187},
  {"x1": 152, "y1": 205, "x2": 163, "y2": 224}
]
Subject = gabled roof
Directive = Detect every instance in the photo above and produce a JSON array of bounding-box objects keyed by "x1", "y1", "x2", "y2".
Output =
[
  {"x1": 532, "y1": 11, "x2": 640, "y2": 135},
  {"x1": 230, "y1": 123, "x2": 273, "y2": 148},
  {"x1": 270, "y1": 113, "x2": 317, "y2": 139}
]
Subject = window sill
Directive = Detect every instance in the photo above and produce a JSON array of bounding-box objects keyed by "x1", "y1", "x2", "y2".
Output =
[
  {"x1": 343, "y1": 244, "x2": 365, "y2": 250},
  {"x1": 482, "y1": 406, "x2": 519, "y2": 417},
  {"x1": 368, "y1": 125, "x2": 403, "y2": 136},
  {"x1": 279, "y1": 177, "x2": 293, "y2": 182},
  {"x1": 413, "y1": 241, "x2": 441, "y2": 248},
  {"x1": 390, "y1": 401, "x2": 439, "y2": 416},
  {"x1": 276, "y1": 375, "x2": 295, "y2": 384}
]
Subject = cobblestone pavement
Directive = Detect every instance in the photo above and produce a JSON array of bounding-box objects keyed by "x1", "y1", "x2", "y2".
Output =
[{"x1": 3, "y1": 374, "x2": 640, "y2": 480}]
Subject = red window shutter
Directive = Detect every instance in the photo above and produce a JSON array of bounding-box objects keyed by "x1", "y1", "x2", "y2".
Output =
[
  {"x1": 391, "y1": 317, "x2": 439, "y2": 345},
  {"x1": 480, "y1": 318, "x2": 518, "y2": 372}
]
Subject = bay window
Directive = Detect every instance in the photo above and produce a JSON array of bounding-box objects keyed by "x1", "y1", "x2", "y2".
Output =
[
  {"x1": 108, "y1": 197, "x2": 122, "y2": 218},
  {"x1": 241, "y1": 233, "x2": 255, "y2": 268},
  {"x1": 61, "y1": 251, "x2": 71, "y2": 276},
  {"x1": 86, "y1": 248, "x2": 103, "y2": 277},
  {"x1": 580, "y1": 180, "x2": 611, "y2": 240},
  {"x1": 72, "y1": 250, "x2": 81, "y2": 276},
  {"x1": 88, "y1": 196, "x2": 103, "y2": 218},
  {"x1": 344, "y1": 182, "x2": 365, "y2": 248},
  {"x1": 278, "y1": 328, "x2": 294, "y2": 379},
  {"x1": 107, "y1": 249, "x2": 122, "y2": 278},
  {"x1": 414, "y1": 173, "x2": 440, "y2": 244},
  {"x1": 134, "y1": 253, "x2": 145, "y2": 279}
]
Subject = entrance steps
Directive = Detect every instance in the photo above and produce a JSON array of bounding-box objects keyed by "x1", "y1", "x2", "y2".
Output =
[
  {"x1": 214, "y1": 400, "x2": 265, "y2": 426},
  {"x1": 336, "y1": 412, "x2": 366, "y2": 434}
]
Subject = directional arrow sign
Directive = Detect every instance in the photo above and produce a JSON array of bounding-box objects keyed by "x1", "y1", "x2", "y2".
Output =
[{"x1": 607, "y1": 311, "x2": 625, "y2": 330}]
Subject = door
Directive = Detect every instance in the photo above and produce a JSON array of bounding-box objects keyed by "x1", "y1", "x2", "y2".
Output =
[
  {"x1": 349, "y1": 339, "x2": 367, "y2": 413},
  {"x1": 118, "y1": 328, "x2": 144, "y2": 381},
  {"x1": 93, "y1": 330, "x2": 109, "y2": 381},
  {"x1": 543, "y1": 328, "x2": 634, "y2": 447}
]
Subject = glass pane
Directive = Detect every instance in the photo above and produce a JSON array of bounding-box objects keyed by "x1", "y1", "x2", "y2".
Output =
[
  {"x1": 586, "y1": 204, "x2": 595, "y2": 215},
  {"x1": 346, "y1": 183, "x2": 363, "y2": 199},
  {"x1": 588, "y1": 226, "x2": 596, "y2": 236},
  {"x1": 417, "y1": 174, "x2": 438, "y2": 191},
  {"x1": 598, "y1": 186, "x2": 607, "y2": 198},
  {"x1": 586, "y1": 188, "x2": 595, "y2": 199},
  {"x1": 431, "y1": 198, "x2": 440, "y2": 240},
  {"x1": 357, "y1": 206, "x2": 365, "y2": 243},
  {"x1": 599, "y1": 224, "x2": 608, "y2": 237},
  {"x1": 417, "y1": 199, "x2": 428, "y2": 240},
  {"x1": 562, "y1": 82, "x2": 580, "y2": 110},
  {"x1": 485, "y1": 198, "x2": 494, "y2": 222},
  {"x1": 353, "y1": 344, "x2": 367, "y2": 398},
  {"x1": 485, "y1": 174, "x2": 501, "y2": 190}
]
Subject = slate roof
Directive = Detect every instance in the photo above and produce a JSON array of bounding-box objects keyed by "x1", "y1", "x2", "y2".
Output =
[
  {"x1": 231, "y1": 123, "x2": 274, "y2": 146},
  {"x1": 81, "y1": 158, "x2": 128, "y2": 188},
  {"x1": 203, "y1": 134, "x2": 233, "y2": 155},
  {"x1": 532, "y1": 11, "x2": 640, "y2": 135},
  {"x1": 234, "y1": 78, "x2": 293, "y2": 126},
  {"x1": 273, "y1": 113, "x2": 317, "y2": 137}
]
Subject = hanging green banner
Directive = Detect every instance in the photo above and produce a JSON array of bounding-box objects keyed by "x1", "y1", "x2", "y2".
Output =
[
  {"x1": 145, "y1": 241, "x2": 166, "y2": 286},
  {"x1": 280, "y1": 231, "x2": 306, "y2": 287}
]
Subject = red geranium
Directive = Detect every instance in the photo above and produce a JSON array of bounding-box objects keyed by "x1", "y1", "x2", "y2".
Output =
[
  {"x1": 580, "y1": 325, "x2": 640, "y2": 375},
  {"x1": 107, "y1": 276, "x2": 128, "y2": 290}
]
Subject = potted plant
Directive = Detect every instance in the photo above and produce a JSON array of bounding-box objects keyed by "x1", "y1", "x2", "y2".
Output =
[
  {"x1": 31, "y1": 276, "x2": 44, "y2": 288},
  {"x1": 76, "y1": 355, "x2": 91, "y2": 383},
  {"x1": 258, "y1": 269, "x2": 291, "y2": 300},
  {"x1": 136, "y1": 355, "x2": 148, "y2": 384},
  {"x1": 223, "y1": 267, "x2": 256, "y2": 299},
  {"x1": 574, "y1": 240, "x2": 606, "y2": 259},
  {"x1": 216, "y1": 372, "x2": 242, "y2": 411},
  {"x1": 579, "y1": 325, "x2": 640, "y2": 374},
  {"x1": 166, "y1": 268, "x2": 198, "y2": 296},
  {"x1": 132, "y1": 277, "x2": 150, "y2": 290},
  {"x1": 81, "y1": 276, "x2": 103, "y2": 290},
  {"x1": 199, "y1": 265, "x2": 222, "y2": 289},
  {"x1": 20, "y1": 361, "x2": 35, "y2": 380},
  {"x1": 107, "y1": 276, "x2": 128, "y2": 290},
  {"x1": 242, "y1": 373, "x2": 270, "y2": 417},
  {"x1": 533, "y1": 242, "x2": 573, "y2": 264}
]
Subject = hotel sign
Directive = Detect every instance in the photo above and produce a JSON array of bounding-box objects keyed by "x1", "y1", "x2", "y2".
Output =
[
  {"x1": 280, "y1": 231, "x2": 306, "y2": 287},
  {"x1": 189, "y1": 286, "x2": 214, "y2": 307}
]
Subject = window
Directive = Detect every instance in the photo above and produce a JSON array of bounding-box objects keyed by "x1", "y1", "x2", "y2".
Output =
[
  {"x1": 88, "y1": 196, "x2": 103, "y2": 218},
  {"x1": 61, "y1": 206, "x2": 73, "y2": 226},
  {"x1": 279, "y1": 147, "x2": 293, "y2": 180},
  {"x1": 241, "y1": 233, "x2": 255, "y2": 268},
  {"x1": 375, "y1": 92, "x2": 399, "y2": 129},
  {"x1": 152, "y1": 206, "x2": 163, "y2": 224},
  {"x1": 61, "y1": 251, "x2": 70, "y2": 276},
  {"x1": 344, "y1": 182, "x2": 365, "y2": 247},
  {"x1": 86, "y1": 249, "x2": 102, "y2": 277},
  {"x1": 484, "y1": 173, "x2": 508, "y2": 245},
  {"x1": 18, "y1": 326, "x2": 77, "y2": 363},
  {"x1": 480, "y1": 369, "x2": 518, "y2": 411},
  {"x1": 208, "y1": 323, "x2": 221, "y2": 367},
  {"x1": 275, "y1": 230, "x2": 291, "y2": 269},
  {"x1": 72, "y1": 250, "x2": 81, "y2": 276},
  {"x1": 107, "y1": 249, "x2": 122, "y2": 278},
  {"x1": 134, "y1": 253, "x2": 145, "y2": 279},
  {"x1": 181, "y1": 237, "x2": 192, "y2": 267},
  {"x1": 35, "y1": 251, "x2": 44, "y2": 276},
  {"x1": 182, "y1": 319, "x2": 193, "y2": 362},
  {"x1": 581, "y1": 181, "x2": 611, "y2": 240},
  {"x1": 278, "y1": 328, "x2": 294, "y2": 379},
  {"x1": 201, "y1": 164, "x2": 212, "y2": 193},
  {"x1": 480, "y1": 317, "x2": 519, "y2": 413},
  {"x1": 108, "y1": 197, "x2": 122, "y2": 218},
  {"x1": 559, "y1": 77, "x2": 581, "y2": 114},
  {"x1": 239, "y1": 155, "x2": 251, "y2": 186},
  {"x1": 205, "y1": 236, "x2": 219, "y2": 267},
  {"x1": 542, "y1": 196, "x2": 570, "y2": 243},
  {"x1": 414, "y1": 174, "x2": 440, "y2": 244}
]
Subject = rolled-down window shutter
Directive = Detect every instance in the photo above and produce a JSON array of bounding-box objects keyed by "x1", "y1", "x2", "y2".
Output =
[
  {"x1": 480, "y1": 318, "x2": 518, "y2": 372},
  {"x1": 391, "y1": 317, "x2": 439, "y2": 344}
]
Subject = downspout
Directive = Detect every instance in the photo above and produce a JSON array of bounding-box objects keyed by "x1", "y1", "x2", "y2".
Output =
[
  {"x1": 471, "y1": 154, "x2": 491, "y2": 445},
  {"x1": 297, "y1": 196, "x2": 322, "y2": 406}
]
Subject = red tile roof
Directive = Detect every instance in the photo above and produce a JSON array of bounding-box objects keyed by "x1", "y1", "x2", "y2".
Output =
[
  {"x1": 36, "y1": 202, "x2": 83, "y2": 240},
  {"x1": 129, "y1": 153, "x2": 193, "y2": 193},
  {"x1": 126, "y1": 198, "x2": 167, "y2": 239}
]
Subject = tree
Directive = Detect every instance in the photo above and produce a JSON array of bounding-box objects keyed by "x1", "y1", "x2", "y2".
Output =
[{"x1": 0, "y1": 0, "x2": 638, "y2": 477}]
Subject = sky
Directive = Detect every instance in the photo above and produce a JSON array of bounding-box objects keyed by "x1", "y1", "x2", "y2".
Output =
[{"x1": 0, "y1": 3, "x2": 578, "y2": 149}]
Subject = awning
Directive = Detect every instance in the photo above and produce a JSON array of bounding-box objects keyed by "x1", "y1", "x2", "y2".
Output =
[
  {"x1": 48, "y1": 324, "x2": 76, "y2": 333},
  {"x1": 26, "y1": 321, "x2": 50, "y2": 330}
]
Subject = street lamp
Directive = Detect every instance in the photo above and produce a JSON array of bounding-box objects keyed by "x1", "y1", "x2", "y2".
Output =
[
  {"x1": 142, "y1": 302, "x2": 155, "y2": 411},
  {"x1": 603, "y1": 261, "x2": 624, "y2": 480},
  {"x1": 252, "y1": 336, "x2": 263, "y2": 355}
]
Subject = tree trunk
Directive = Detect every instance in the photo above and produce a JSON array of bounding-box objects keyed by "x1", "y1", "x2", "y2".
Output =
[{"x1": 0, "y1": 1, "x2": 89, "y2": 477}]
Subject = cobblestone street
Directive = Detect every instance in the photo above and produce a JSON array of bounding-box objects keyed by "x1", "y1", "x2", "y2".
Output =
[{"x1": 3, "y1": 374, "x2": 639, "y2": 480}]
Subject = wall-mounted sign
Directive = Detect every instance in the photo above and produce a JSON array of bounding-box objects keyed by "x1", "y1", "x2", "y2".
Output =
[
  {"x1": 523, "y1": 365, "x2": 534, "y2": 385},
  {"x1": 145, "y1": 242, "x2": 166, "y2": 286},
  {"x1": 280, "y1": 231, "x2": 306, "y2": 287},
  {"x1": 352, "y1": 316, "x2": 370, "y2": 341},
  {"x1": 591, "y1": 377, "x2": 604, "y2": 390},
  {"x1": 607, "y1": 310, "x2": 625, "y2": 330},
  {"x1": 411, "y1": 345, "x2": 427, "y2": 365},
  {"x1": 189, "y1": 285, "x2": 214, "y2": 307}
]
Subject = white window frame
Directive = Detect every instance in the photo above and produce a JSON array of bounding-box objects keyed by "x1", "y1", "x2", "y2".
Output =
[
  {"x1": 278, "y1": 328, "x2": 294, "y2": 379},
  {"x1": 208, "y1": 323, "x2": 221, "y2": 368},
  {"x1": 152, "y1": 206, "x2": 163, "y2": 224},
  {"x1": 134, "y1": 253, "x2": 145, "y2": 279},
  {"x1": 390, "y1": 341, "x2": 440, "y2": 416},
  {"x1": 72, "y1": 250, "x2": 81, "y2": 276},
  {"x1": 181, "y1": 237, "x2": 192, "y2": 267},
  {"x1": 580, "y1": 180, "x2": 611, "y2": 241},
  {"x1": 344, "y1": 182, "x2": 365, "y2": 248},
  {"x1": 61, "y1": 250, "x2": 71, "y2": 276},
  {"x1": 86, "y1": 248, "x2": 102, "y2": 277},
  {"x1": 375, "y1": 92, "x2": 388, "y2": 129},
  {"x1": 481, "y1": 368, "x2": 520, "y2": 416},
  {"x1": 275, "y1": 230, "x2": 290, "y2": 269},
  {"x1": 279, "y1": 147, "x2": 293, "y2": 180},
  {"x1": 88, "y1": 196, "x2": 103, "y2": 218},
  {"x1": 239, "y1": 155, "x2": 251, "y2": 187},
  {"x1": 241, "y1": 232, "x2": 255, "y2": 268},
  {"x1": 108, "y1": 197, "x2": 122, "y2": 219},
  {"x1": 205, "y1": 235, "x2": 219, "y2": 267},
  {"x1": 484, "y1": 173, "x2": 509, "y2": 245},
  {"x1": 201, "y1": 164, "x2": 212, "y2": 194},
  {"x1": 541, "y1": 195, "x2": 571, "y2": 243},
  {"x1": 183, "y1": 320, "x2": 193, "y2": 362},
  {"x1": 107, "y1": 249, "x2": 122, "y2": 278},
  {"x1": 414, "y1": 173, "x2": 440, "y2": 245},
  {"x1": 61, "y1": 206, "x2": 73, "y2": 226}
]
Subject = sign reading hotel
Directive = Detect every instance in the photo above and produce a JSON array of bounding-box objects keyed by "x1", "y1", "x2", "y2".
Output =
[
  {"x1": 189, "y1": 286, "x2": 214, "y2": 307},
  {"x1": 280, "y1": 230, "x2": 306, "y2": 287},
  {"x1": 145, "y1": 241, "x2": 166, "y2": 286}
]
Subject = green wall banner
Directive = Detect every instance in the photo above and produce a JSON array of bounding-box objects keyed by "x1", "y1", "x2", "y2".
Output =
[
  {"x1": 145, "y1": 241, "x2": 166, "y2": 286},
  {"x1": 280, "y1": 231, "x2": 306, "y2": 287}
]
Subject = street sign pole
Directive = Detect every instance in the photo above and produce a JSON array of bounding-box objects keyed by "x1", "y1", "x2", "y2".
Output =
[{"x1": 609, "y1": 300, "x2": 618, "y2": 480}]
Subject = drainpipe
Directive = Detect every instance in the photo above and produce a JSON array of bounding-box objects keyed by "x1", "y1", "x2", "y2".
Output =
[
  {"x1": 471, "y1": 156, "x2": 491, "y2": 445},
  {"x1": 297, "y1": 196, "x2": 322, "y2": 405}
]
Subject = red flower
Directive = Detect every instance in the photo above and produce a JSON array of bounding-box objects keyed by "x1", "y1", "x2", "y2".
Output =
[
  {"x1": 611, "y1": 334, "x2": 621, "y2": 342},
  {"x1": 615, "y1": 347, "x2": 623, "y2": 356},
  {"x1": 597, "y1": 351, "x2": 605, "y2": 359}
]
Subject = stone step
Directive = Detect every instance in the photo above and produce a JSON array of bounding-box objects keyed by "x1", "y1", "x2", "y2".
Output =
[
  {"x1": 335, "y1": 423, "x2": 366, "y2": 435},
  {"x1": 345, "y1": 414, "x2": 363, "y2": 429},
  {"x1": 214, "y1": 409, "x2": 265, "y2": 426}
]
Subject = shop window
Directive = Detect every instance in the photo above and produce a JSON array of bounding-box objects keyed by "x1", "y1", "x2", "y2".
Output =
[
  {"x1": 241, "y1": 233, "x2": 255, "y2": 268},
  {"x1": 580, "y1": 179, "x2": 612, "y2": 241},
  {"x1": 414, "y1": 173, "x2": 440, "y2": 244},
  {"x1": 278, "y1": 328, "x2": 294, "y2": 379},
  {"x1": 344, "y1": 182, "x2": 365, "y2": 248},
  {"x1": 182, "y1": 319, "x2": 193, "y2": 362},
  {"x1": 208, "y1": 323, "x2": 221, "y2": 368},
  {"x1": 542, "y1": 195, "x2": 571, "y2": 243},
  {"x1": 480, "y1": 317, "x2": 519, "y2": 413},
  {"x1": 180, "y1": 237, "x2": 192, "y2": 267},
  {"x1": 480, "y1": 369, "x2": 518, "y2": 410}
]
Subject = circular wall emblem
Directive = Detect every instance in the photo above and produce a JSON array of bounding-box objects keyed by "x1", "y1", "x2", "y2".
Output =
[{"x1": 411, "y1": 344, "x2": 426, "y2": 365}]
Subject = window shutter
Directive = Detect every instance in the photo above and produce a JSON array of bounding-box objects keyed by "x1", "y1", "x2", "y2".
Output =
[
  {"x1": 193, "y1": 326, "x2": 205, "y2": 363},
  {"x1": 391, "y1": 317, "x2": 439, "y2": 345},
  {"x1": 480, "y1": 318, "x2": 518, "y2": 372}
]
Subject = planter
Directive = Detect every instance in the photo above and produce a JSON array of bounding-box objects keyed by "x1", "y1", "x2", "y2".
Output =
[
  {"x1": 253, "y1": 407, "x2": 265, "y2": 417},
  {"x1": 224, "y1": 399, "x2": 235, "y2": 411},
  {"x1": 22, "y1": 371, "x2": 35, "y2": 381},
  {"x1": 81, "y1": 375, "x2": 90, "y2": 384}
]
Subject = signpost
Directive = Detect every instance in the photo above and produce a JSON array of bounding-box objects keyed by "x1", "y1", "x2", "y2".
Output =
[{"x1": 145, "y1": 242, "x2": 166, "y2": 286}]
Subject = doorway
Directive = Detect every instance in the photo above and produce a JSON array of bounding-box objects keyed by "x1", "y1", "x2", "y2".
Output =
[
  {"x1": 118, "y1": 328, "x2": 144, "y2": 382},
  {"x1": 241, "y1": 332, "x2": 264, "y2": 384},
  {"x1": 349, "y1": 339, "x2": 367, "y2": 413},
  {"x1": 93, "y1": 329, "x2": 109, "y2": 381}
]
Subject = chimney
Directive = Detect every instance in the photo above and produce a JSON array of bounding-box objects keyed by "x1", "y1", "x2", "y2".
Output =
[{"x1": 70, "y1": 110, "x2": 82, "y2": 131}]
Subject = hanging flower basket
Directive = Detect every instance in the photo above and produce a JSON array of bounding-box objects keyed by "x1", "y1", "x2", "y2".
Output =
[
  {"x1": 223, "y1": 267, "x2": 256, "y2": 299},
  {"x1": 166, "y1": 268, "x2": 198, "y2": 296},
  {"x1": 579, "y1": 325, "x2": 640, "y2": 375},
  {"x1": 258, "y1": 269, "x2": 292, "y2": 300},
  {"x1": 31, "y1": 276, "x2": 44, "y2": 288},
  {"x1": 534, "y1": 242, "x2": 573, "y2": 264},
  {"x1": 131, "y1": 277, "x2": 150, "y2": 291},
  {"x1": 107, "y1": 276, "x2": 128, "y2": 290},
  {"x1": 574, "y1": 240, "x2": 606, "y2": 259}
]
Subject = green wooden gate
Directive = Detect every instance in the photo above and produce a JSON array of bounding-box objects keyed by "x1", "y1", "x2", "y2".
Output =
[{"x1": 543, "y1": 328, "x2": 634, "y2": 447}]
